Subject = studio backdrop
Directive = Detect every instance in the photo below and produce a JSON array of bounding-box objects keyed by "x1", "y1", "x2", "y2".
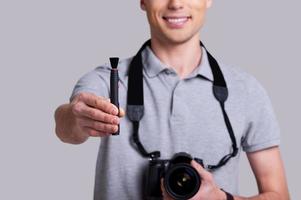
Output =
[{"x1": 0, "y1": 0, "x2": 300, "y2": 199}]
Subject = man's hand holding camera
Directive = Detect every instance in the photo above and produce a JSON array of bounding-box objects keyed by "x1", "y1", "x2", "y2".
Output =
[{"x1": 161, "y1": 160, "x2": 227, "y2": 200}]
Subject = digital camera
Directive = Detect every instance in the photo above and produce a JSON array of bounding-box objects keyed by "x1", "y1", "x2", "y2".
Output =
[{"x1": 144, "y1": 152, "x2": 204, "y2": 200}]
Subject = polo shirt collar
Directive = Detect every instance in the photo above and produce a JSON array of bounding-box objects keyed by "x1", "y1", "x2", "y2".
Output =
[
  {"x1": 142, "y1": 46, "x2": 168, "y2": 78},
  {"x1": 141, "y1": 46, "x2": 213, "y2": 81},
  {"x1": 194, "y1": 47, "x2": 213, "y2": 81}
]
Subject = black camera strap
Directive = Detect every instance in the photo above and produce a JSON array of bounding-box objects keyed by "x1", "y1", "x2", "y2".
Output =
[{"x1": 126, "y1": 40, "x2": 238, "y2": 170}]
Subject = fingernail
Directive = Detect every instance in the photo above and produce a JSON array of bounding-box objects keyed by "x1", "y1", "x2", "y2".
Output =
[
  {"x1": 111, "y1": 108, "x2": 118, "y2": 115},
  {"x1": 113, "y1": 125, "x2": 118, "y2": 132},
  {"x1": 113, "y1": 118, "x2": 119, "y2": 124}
]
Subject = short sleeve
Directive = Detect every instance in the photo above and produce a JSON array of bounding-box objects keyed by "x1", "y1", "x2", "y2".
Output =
[
  {"x1": 241, "y1": 77, "x2": 281, "y2": 152},
  {"x1": 70, "y1": 66, "x2": 110, "y2": 102}
]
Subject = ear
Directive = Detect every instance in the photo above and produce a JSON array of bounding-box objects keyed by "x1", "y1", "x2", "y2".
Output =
[
  {"x1": 140, "y1": 0, "x2": 146, "y2": 11},
  {"x1": 206, "y1": 0, "x2": 213, "y2": 8}
]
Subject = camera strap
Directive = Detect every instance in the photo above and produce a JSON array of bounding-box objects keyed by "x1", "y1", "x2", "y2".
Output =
[{"x1": 126, "y1": 40, "x2": 238, "y2": 170}]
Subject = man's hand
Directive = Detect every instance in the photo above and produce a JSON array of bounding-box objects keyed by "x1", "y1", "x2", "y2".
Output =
[
  {"x1": 161, "y1": 160, "x2": 227, "y2": 200},
  {"x1": 161, "y1": 147, "x2": 290, "y2": 200},
  {"x1": 71, "y1": 92, "x2": 125, "y2": 136},
  {"x1": 55, "y1": 92, "x2": 125, "y2": 144}
]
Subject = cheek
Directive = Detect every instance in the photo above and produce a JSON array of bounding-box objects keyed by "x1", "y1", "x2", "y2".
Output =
[
  {"x1": 191, "y1": 2, "x2": 207, "y2": 22},
  {"x1": 191, "y1": 0, "x2": 207, "y2": 11},
  {"x1": 145, "y1": 8, "x2": 156, "y2": 25},
  {"x1": 146, "y1": 7, "x2": 163, "y2": 27}
]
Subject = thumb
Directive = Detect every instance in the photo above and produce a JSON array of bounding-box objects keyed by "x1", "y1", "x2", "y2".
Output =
[
  {"x1": 119, "y1": 107, "x2": 125, "y2": 117},
  {"x1": 161, "y1": 179, "x2": 173, "y2": 200},
  {"x1": 191, "y1": 160, "x2": 212, "y2": 181}
]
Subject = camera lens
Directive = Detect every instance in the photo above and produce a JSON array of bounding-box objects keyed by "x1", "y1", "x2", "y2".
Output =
[{"x1": 164, "y1": 164, "x2": 201, "y2": 200}]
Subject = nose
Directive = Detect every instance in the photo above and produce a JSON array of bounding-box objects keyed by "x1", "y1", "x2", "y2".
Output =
[{"x1": 168, "y1": 0, "x2": 184, "y2": 10}]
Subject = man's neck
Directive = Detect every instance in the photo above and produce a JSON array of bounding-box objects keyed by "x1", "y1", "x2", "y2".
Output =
[{"x1": 150, "y1": 36, "x2": 202, "y2": 79}]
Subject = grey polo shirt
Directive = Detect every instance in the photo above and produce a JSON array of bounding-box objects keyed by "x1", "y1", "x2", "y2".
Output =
[{"x1": 71, "y1": 46, "x2": 280, "y2": 200}]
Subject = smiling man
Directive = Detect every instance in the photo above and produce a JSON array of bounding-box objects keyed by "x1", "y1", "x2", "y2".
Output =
[
  {"x1": 54, "y1": 0, "x2": 290, "y2": 199},
  {"x1": 142, "y1": 0, "x2": 209, "y2": 78}
]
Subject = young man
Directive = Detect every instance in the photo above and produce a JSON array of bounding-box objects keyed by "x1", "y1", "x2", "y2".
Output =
[{"x1": 54, "y1": 0, "x2": 290, "y2": 199}]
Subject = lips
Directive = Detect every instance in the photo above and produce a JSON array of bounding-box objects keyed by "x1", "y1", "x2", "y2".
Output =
[{"x1": 163, "y1": 16, "x2": 191, "y2": 28}]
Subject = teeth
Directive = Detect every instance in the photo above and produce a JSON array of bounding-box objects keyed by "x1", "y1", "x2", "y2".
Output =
[{"x1": 166, "y1": 17, "x2": 188, "y2": 24}]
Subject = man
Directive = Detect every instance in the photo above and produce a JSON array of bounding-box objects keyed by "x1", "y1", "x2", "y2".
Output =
[{"x1": 54, "y1": 0, "x2": 290, "y2": 199}]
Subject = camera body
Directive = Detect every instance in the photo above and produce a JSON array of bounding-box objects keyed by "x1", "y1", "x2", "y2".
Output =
[{"x1": 144, "y1": 152, "x2": 204, "y2": 200}]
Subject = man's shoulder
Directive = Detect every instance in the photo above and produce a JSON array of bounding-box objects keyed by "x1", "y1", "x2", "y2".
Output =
[
  {"x1": 219, "y1": 62, "x2": 252, "y2": 82},
  {"x1": 218, "y1": 61, "x2": 265, "y2": 92}
]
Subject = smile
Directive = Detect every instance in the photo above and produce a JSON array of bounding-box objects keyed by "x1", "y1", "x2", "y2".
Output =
[{"x1": 163, "y1": 16, "x2": 191, "y2": 28}]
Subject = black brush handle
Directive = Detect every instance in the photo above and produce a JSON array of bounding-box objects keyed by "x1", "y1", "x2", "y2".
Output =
[{"x1": 110, "y1": 58, "x2": 120, "y2": 135}]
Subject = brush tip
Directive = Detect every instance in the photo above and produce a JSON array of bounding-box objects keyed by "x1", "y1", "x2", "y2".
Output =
[{"x1": 110, "y1": 57, "x2": 119, "y2": 69}]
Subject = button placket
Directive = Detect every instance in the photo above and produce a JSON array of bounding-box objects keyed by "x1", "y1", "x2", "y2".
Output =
[{"x1": 170, "y1": 80, "x2": 182, "y2": 118}]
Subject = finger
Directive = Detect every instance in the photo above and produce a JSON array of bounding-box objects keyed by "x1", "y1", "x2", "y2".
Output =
[
  {"x1": 84, "y1": 119, "x2": 119, "y2": 133},
  {"x1": 79, "y1": 105, "x2": 120, "y2": 125},
  {"x1": 82, "y1": 126, "x2": 110, "y2": 137},
  {"x1": 119, "y1": 107, "x2": 126, "y2": 118},
  {"x1": 191, "y1": 160, "x2": 212, "y2": 181},
  {"x1": 160, "y1": 179, "x2": 169, "y2": 199},
  {"x1": 103, "y1": 96, "x2": 125, "y2": 118},
  {"x1": 160, "y1": 178, "x2": 165, "y2": 193},
  {"x1": 79, "y1": 93, "x2": 118, "y2": 115},
  {"x1": 107, "y1": 98, "x2": 126, "y2": 117},
  {"x1": 74, "y1": 92, "x2": 106, "y2": 102}
]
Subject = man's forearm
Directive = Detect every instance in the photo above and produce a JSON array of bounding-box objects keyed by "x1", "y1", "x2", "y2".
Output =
[
  {"x1": 54, "y1": 104, "x2": 88, "y2": 144},
  {"x1": 234, "y1": 191, "x2": 288, "y2": 200}
]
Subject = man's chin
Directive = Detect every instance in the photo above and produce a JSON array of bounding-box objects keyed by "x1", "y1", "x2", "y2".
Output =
[{"x1": 162, "y1": 34, "x2": 198, "y2": 45}]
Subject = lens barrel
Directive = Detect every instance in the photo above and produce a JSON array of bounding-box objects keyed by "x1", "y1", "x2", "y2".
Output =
[{"x1": 164, "y1": 163, "x2": 201, "y2": 200}]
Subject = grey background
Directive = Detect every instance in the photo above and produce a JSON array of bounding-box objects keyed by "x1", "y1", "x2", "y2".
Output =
[{"x1": 0, "y1": 0, "x2": 300, "y2": 199}]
